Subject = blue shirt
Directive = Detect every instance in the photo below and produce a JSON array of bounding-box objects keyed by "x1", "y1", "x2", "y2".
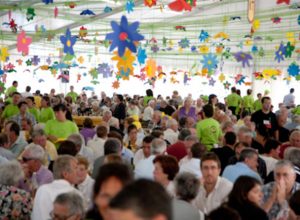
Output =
[{"x1": 222, "y1": 162, "x2": 262, "y2": 183}]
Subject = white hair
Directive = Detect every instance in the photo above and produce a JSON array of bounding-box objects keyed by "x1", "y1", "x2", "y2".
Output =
[
  {"x1": 0, "y1": 160, "x2": 24, "y2": 186},
  {"x1": 109, "y1": 117, "x2": 119, "y2": 128},
  {"x1": 151, "y1": 138, "x2": 167, "y2": 155},
  {"x1": 103, "y1": 110, "x2": 112, "y2": 117},
  {"x1": 166, "y1": 118, "x2": 178, "y2": 128},
  {"x1": 67, "y1": 133, "x2": 84, "y2": 148},
  {"x1": 25, "y1": 144, "x2": 45, "y2": 162}
]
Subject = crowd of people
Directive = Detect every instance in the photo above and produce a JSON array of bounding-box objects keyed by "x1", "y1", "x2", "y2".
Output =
[{"x1": 0, "y1": 81, "x2": 300, "y2": 220}]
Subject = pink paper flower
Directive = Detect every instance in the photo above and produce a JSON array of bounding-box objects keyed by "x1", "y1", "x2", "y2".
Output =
[{"x1": 17, "y1": 31, "x2": 32, "y2": 55}]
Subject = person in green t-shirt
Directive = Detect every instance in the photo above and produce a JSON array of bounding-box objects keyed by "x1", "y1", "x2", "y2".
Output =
[
  {"x1": 242, "y1": 89, "x2": 254, "y2": 114},
  {"x1": 226, "y1": 87, "x2": 241, "y2": 116},
  {"x1": 253, "y1": 93, "x2": 262, "y2": 112},
  {"x1": 143, "y1": 89, "x2": 154, "y2": 106},
  {"x1": 66, "y1": 85, "x2": 78, "y2": 103},
  {"x1": 5, "y1": 81, "x2": 18, "y2": 99},
  {"x1": 39, "y1": 96, "x2": 55, "y2": 123},
  {"x1": 44, "y1": 103, "x2": 78, "y2": 145},
  {"x1": 196, "y1": 104, "x2": 222, "y2": 151},
  {"x1": 1, "y1": 92, "x2": 21, "y2": 121},
  {"x1": 25, "y1": 96, "x2": 40, "y2": 122}
]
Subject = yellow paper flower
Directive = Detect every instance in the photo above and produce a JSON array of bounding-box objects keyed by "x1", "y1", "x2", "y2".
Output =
[
  {"x1": 201, "y1": 68, "x2": 208, "y2": 76},
  {"x1": 0, "y1": 47, "x2": 9, "y2": 62},
  {"x1": 145, "y1": 58, "x2": 157, "y2": 78},
  {"x1": 244, "y1": 39, "x2": 253, "y2": 46},
  {"x1": 252, "y1": 19, "x2": 260, "y2": 31},
  {"x1": 286, "y1": 32, "x2": 296, "y2": 45},
  {"x1": 218, "y1": 73, "x2": 225, "y2": 82},
  {"x1": 77, "y1": 56, "x2": 84, "y2": 64},
  {"x1": 199, "y1": 45, "x2": 209, "y2": 54},
  {"x1": 112, "y1": 49, "x2": 135, "y2": 76}
]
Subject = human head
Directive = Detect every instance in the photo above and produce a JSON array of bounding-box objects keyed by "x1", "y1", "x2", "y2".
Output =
[
  {"x1": 83, "y1": 117, "x2": 94, "y2": 128},
  {"x1": 57, "y1": 140, "x2": 78, "y2": 156},
  {"x1": 18, "y1": 101, "x2": 28, "y2": 113},
  {"x1": 67, "y1": 134, "x2": 84, "y2": 152},
  {"x1": 142, "y1": 136, "x2": 154, "y2": 158},
  {"x1": 96, "y1": 125, "x2": 108, "y2": 139},
  {"x1": 0, "y1": 133, "x2": 9, "y2": 148},
  {"x1": 200, "y1": 152, "x2": 221, "y2": 185},
  {"x1": 4, "y1": 121, "x2": 20, "y2": 141},
  {"x1": 52, "y1": 192, "x2": 85, "y2": 220},
  {"x1": 290, "y1": 88, "x2": 294, "y2": 94},
  {"x1": 21, "y1": 144, "x2": 45, "y2": 173},
  {"x1": 273, "y1": 160, "x2": 296, "y2": 194},
  {"x1": 104, "y1": 138, "x2": 122, "y2": 155},
  {"x1": 247, "y1": 89, "x2": 252, "y2": 95},
  {"x1": 0, "y1": 160, "x2": 24, "y2": 186},
  {"x1": 76, "y1": 156, "x2": 89, "y2": 184},
  {"x1": 203, "y1": 104, "x2": 214, "y2": 118},
  {"x1": 109, "y1": 179, "x2": 172, "y2": 220},
  {"x1": 208, "y1": 205, "x2": 241, "y2": 220},
  {"x1": 208, "y1": 94, "x2": 217, "y2": 105},
  {"x1": 228, "y1": 176, "x2": 263, "y2": 207},
  {"x1": 151, "y1": 138, "x2": 167, "y2": 155},
  {"x1": 237, "y1": 126, "x2": 253, "y2": 146},
  {"x1": 93, "y1": 163, "x2": 133, "y2": 219},
  {"x1": 264, "y1": 139, "x2": 281, "y2": 159},
  {"x1": 239, "y1": 148, "x2": 259, "y2": 171},
  {"x1": 166, "y1": 118, "x2": 178, "y2": 132},
  {"x1": 175, "y1": 172, "x2": 200, "y2": 202},
  {"x1": 127, "y1": 124, "x2": 138, "y2": 141},
  {"x1": 53, "y1": 104, "x2": 67, "y2": 122},
  {"x1": 153, "y1": 155, "x2": 179, "y2": 184},
  {"x1": 12, "y1": 92, "x2": 21, "y2": 105},
  {"x1": 191, "y1": 142, "x2": 207, "y2": 159},
  {"x1": 41, "y1": 96, "x2": 51, "y2": 107},
  {"x1": 289, "y1": 130, "x2": 300, "y2": 147},
  {"x1": 53, "y1": 155, "x2": 78, "y2": 184},
  {"x1": 223, "y1": 132, "x2": 237, "y2": 146},
  {"x1": 178, "y1": 128, "x2": 191, "y2": 141},
  {"x1": 284, "y1": 147, "x2": 300, "y2": 167},
  {"x1": 25, "y1": 96, "x2": 35, "y2": 108},
  {"x1": 261, "y1": 96, "x2": 271, "y2": 112},
  {"x1": 146, "y1": 89, "x2": 153, "y2": 97}
]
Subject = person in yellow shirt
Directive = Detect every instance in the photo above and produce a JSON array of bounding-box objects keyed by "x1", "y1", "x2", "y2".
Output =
[{"x1": 33, "y1": 90, "x2": 42, "y2": 109}]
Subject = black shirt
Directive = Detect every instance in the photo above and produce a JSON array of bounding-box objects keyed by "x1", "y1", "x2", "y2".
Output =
[
  {"x1": 159, "y1": 105, "x2": 175, "y2": 116},
  {"x1": 278, "y1": 126, "x2": 290, "y2": 143},
  {"x1": 251, "y1": 110, "x2": 278, "y2": 138},
  {"x1": 211, "y1": 146, "x2": 235, "y2": 174}
]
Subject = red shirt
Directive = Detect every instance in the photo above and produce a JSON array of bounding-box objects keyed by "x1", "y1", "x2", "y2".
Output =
[
  {"x1": 167, "y1": 141, "x2": 187, "y2": 161},
  {"x1": 279, "y1": 142, "x2": 291, "y2": 159}
]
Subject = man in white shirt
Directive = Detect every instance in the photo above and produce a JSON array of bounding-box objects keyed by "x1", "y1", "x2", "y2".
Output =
[
  {"x1": 134, "y1": 138, "x2": 167, "y2": 179},
  {"x1": 142, "y1": 99, "x2": 155, "y2": 122},
  {"x1": 193, "y1": 152, "x2": 232, "y2": 215},
  {"x1": 164, "y1": 118, "x2": 179, "y2": 145},
  {"x1": 32, "y1": 155, "x2": 81, "y2": 220},
  {"x1": 283, "y1": 88, "x2": 295, "y2": 108},
  {"x1": 133, "y1": 135, "x2": 154, "y2": 166},
  {"x1": 87, "y1": 125, "x2": 107, "y2": 160}
]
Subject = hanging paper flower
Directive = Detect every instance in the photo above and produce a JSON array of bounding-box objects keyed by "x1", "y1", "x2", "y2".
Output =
[
  {"x1": 26, "y1": 8, "x2": 36, "y2": 21},
  {"x1": 16, "y1": 59, "x2": 23, "y2": 65},
  {"x1": 77, "y1": 56, "x2": 84, "y2": 64},
  {"x1": 125, "y1": 0, "x2": 135, "y2": 13},
  {"x1": 137, "y1": 47, "x2": 147, "y2": 65},
  {"x1": 112, "y1": 49, "x2": 135, "y2": 77},
  {"x1": 258, "y1": 47, "x2": 265, "y2": 57},
  {"x1": 285, "y1": 42, "x2": 295, "y2": 58},
  {"x1": 208, "y1": 77, "x2": 216, "y2": 86},
  {"x1": 151, "y1": 45, "x2": 159, "y2": 53},
  {"x1": 105, "y1": 15, "x2": 144, "y2": 57},
  {"x1": 80, "y1": 9, "x2": 95, "y2": 15},
  {"x1": 144, "y1": 0, "x2": 156, "y2": 7},
  {"x1": 288, "y1": 62, "x2": 299, "y2": 77},
  {"x1": 251, "y1": 45, "x2": 258, "y2": 54},
  {"x1": 234, "y1": 52, "x2": 252, "y2": 68},
  {"x1": 298, "y1": 15, "x2": 300, "y2": 25},
  {"x1": 168, "y1": 0, "x2": 196, "y2": 12},
  {"x1": 31, "y1": 55, "x2": 40, "y2": 66},
  {"x1": 25, "y1": 59, "x2": 32, "y2": 66},
  {"x1": 145, "y1": 59, "x2": 157, "y2": 78},
  {"x1": 178, "y1": 38, "x2": 190, "y2": 48},
  {"x1": 200, "y1": 53, "x2": 218, "y2": 72},
  {"x1": 97, "y1": 63, "x2": 112, "y2": 78},
  {"x1": 191, "y1": 46, "x2": 197, "y2": 52},
  {"x1": 271, "y1": 17, "x2": 282, "y2": 24},
  {"x1": 112, "y1": 80, "x2": 120, "y2": 89},
  {"x1": 17, "y1": 31, "x2": 32, "y2": 55},
  {"x1": 79, "y1": 26, "x2": 88, "y2": 38},
  {"x1": 60, "y1": 28, "x2": 77, "y2": 55},
  {"x1": 252, "y1": 19, "x2": 260, "y2": 31},
  {"x1": 199, "y1": 30, "x2": 209, "y2": 42},
  {"x1": 0, "y1": 81, "x2": 6, "y2": 95},
  {"x1": 213, "y1": 32, "x2": 229, "y2": 40},
  {"x1": 235, "y1": 74, "x2": 246, "y2": 85},
  {"x1": 275, "y1": 43, "x2": 286, "y2": 63},
  {"x1": 276, "y1": 0, "x2": 290, "y2": 4},
  {"x1": 223, "y1": 81, "x2": 231, "y2": 90},
  {"x1": 0, "y1": 47, "x2": 9, "y2": 62},
  {"x1": 89, "y1": 68, "x2": 98, "y2": 79},
  {"x1": 218, "y1": 73, "x2": 225, "y2": 82},
  {"x1": 42, "y1": 0, "x2": 53, "y2": 4}
]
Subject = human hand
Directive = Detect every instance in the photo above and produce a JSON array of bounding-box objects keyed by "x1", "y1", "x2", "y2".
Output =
[{"x1": 276, "y1": 179, "x2": 287, "y2": 205}]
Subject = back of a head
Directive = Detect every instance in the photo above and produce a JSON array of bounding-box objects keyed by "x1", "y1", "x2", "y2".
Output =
[
  {"x1": 208, "y1": 205, "x2": 241, "y2": 220},
  {"x1": 54, "y1": 192, "x2": 85, "y2": 220},
  {"x1": 224, "y1": 132, "x2": 237, "y2": 146},
  {"x1": 0, "y1": 133, "x2": 8, "y2": 147},
  {"x1": 24, "y1": 144, "x2": 45, "y2": 162},
  {"x1": 57, "y1": 140, "x2": 78, "y2": 156},
  {"x1": 151, "y1": 138, "x2": 167, "y2": 155},
  {"x1": 191, "y1": 142, "x2": 207, "y2": 159},
  {"x1": 239, "y1": 148, "x2": 257, "y2": 162},
  {"x1": 53, "y1": 155, "x2": 75, "y2": 180},
  {"x1": 0, "y1": 160, "x2": 24, "y2": 186},
  {"x1": 203, "y1": 104, "x2": 214, "y2": 118},
  {"x1": 264, "y1": 139, "x2": 280, "y2": 154},
  {"x1": 96, "y1": 125, "x2": 108, "y2": 138},
  {"x1": 104, "y1": 138, "x2": 122, "y2": 155},
  {"x1": 284, "y1": 147, "x2": 300, "y2": 167},
  {"x1": 109, "y1": 179, "x2": 172, "y2": 220},
  {"x1": 175, "y1": 172, "x2": 200, "y2": 202},
  {"x1": 178, "y1": 129, "x2": 192, "y2": 141},
  {"x1": 290, "y1": 88, "x2": 294, "y2": 94},
  {"x1": 67, "y1": 134, "x2": 83, "y2": 148}
]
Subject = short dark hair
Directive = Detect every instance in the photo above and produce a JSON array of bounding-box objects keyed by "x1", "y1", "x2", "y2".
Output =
[
  {"x1": 57, "y1": 140, "x2": 78, "y2": 156},
  {"x1": 104, "y1": 138, "x2": 122, "y2": 155},
  {"x1": 261, "y1": 96, "x2": 271, "y2": 104},
  {"x1": 191, "y1": 142, "x2": 207, "y2": 159},
  {"x1": 25, "y1": 86, "x2": 31, "y2": 92},
  {"x1": 94, "y1": 163, "x2": 132, "y2": 199},
  {"x1": 264, "y1": 139, "x2": 280, "y2": 154},
  {"x1": 109, "y1": 179, "x2": 172, "y2": 220},
  {"x1": 208, "y1": 205, "x2": 241, "y2": 220},
  {"x1": 26, "y1": 96, "x2": 35, "y2": 103},
  {"x1": 143, "y1": 135, "x2": 154, "y2": 143},
  {"x1": 127, "y1": 124, "x2": 137, "y2": 134},
  {"x1": 12, "y1": 92, "x2": 21, "y2": 97},
  {"x1": 96, "y1": 125, "x2": 108, "y2": 138},
  {"x1": 17, "y1": 101, "x2": 27, "y2": 109},
  {"x1": 178, "y1": 128, "x2": 191, "y2": 141},
  {"x1": 247, "y1": 89, "x2": 252, "y2": 95},
  {"x1": 0, "y1": 133, "x2": 8, "y2": 146},
  {"x1": 7, "y1": 121, "x2": 20, "y2": 136},
  {"x1": 146, "y1": 89, "x2": 153, "y2": 97},
  {"x1": 107, "y1": 131, "x2": 123, "y2": 145},
  {"x1": 117, "y1": 94, "x2": 124, "y2": 102},
  {"x1": 12, "y1": 81, "x2": 18, "y2": 85},
  {"x1": 231, "y1": 87, "x2": 236, "y2": 93},
  {"x1": 208, "y1": 94, "x2": 217, "y2": 105},
  {"x1": 201, "y1": 152, "x2": 221, "y2": 169},
  {"x1": 175, "y1": 172, "x2": 200, "y2": 202},
  {"x1": 290, "y1": 88, "x2": 294, "y2": 93},
  {"x1": 153, "y1": 155, "x2": 179, "y2": 181},
  {"x1": 53, "y1": 103, "x2": 67, "y2": 112},
  {"x1": 42, "y1": 96, "x2": 51, "y2": 106},
  {"x1": 203, "y1": 104, "x2": 214, "y2": 118},
  {"x1": 224, "y1": 132, "x2": 237, "y2": 146},
  {"x1": 83, "y1": 117, "x2": 94, "y2": 128}
]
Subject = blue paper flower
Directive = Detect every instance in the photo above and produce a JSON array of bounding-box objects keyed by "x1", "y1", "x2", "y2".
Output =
[
  {"x1": 80, "y1": 9, "x2": 96, "y2": 15},
  {"x1": 251, "y1": 45, "x2": 258, "y2": 54},
  {"x1": 288, "y1": 63, "x2": 299, "y2": 77},
  {"x1": 275, "y1": 43, "x2": 286, "y2": 63},
  {"x1": 98, "y1": 63, "x2": 112, "y2": 78},
  {"x1": 234, "y1": 51, "x2": 252, "y2": 68},
  {"x1": 137, "y1": 47, "x2": 147, "y2": 65},
  {"x1": 201, "y1": 53, "x2": 218, "y2": 72},
  {"x1": 191, "y1": 46, "x2": 197, "y2": 52},
  {"x1": 125, "y1": 0, "x2": 135, "y2": 13},
  {"x1": 42, "y1": 0, "x2": 53, "y2": 4},
  {"x1": 105, "y1": 15, "x2": 144, "y2": 57},
  {"x1": 199, "y1": 30, "x2": 209, "y2": 42},
  {"x1": 178, "y1": 38, "x2": 190, "y2": 48},
  {"x1": 208, "y1": 77, "x2": 216, "y2": 86},
  {"x1": 31, "y1": 55, "x2": 40, "y2": 66},
  {"x1": 60, "y1": 28, "x2": 77, "y2": 55},
  {"x1": 151, "y1": 45, "x2": 159, "y2": 53}
]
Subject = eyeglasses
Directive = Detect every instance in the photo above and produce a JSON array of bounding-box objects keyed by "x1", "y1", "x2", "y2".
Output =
[
  {"x1": 22, "y1": 157, "x2": 35, "y2": 162},
  {"x1": 49, "y1": 211, "x2": 75, "y2": 220}
]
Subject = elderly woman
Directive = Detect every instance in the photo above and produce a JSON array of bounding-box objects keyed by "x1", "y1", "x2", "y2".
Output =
[
  {"x1": 80, "y1": 117, "x2": 96, "y2": 145},
  {"x1": 173, "y1": 97, "x2": 197, "y2": 122},
  {"x1": 153, "y1": 155, "x2": 179, "y2": 197},
  {"x1": 0, "y1": 160, "x2": 33, "y2": 219}
]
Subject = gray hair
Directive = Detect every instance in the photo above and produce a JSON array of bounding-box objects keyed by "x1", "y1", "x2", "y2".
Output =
[
  {"x1": 103, "y1": 110, "x2": 112, "y2": 117},
  {"x1": 67, "y1": 133, "x2": 84, "y2": 148},
  {"x1": 54, "y1": 192, "x2": 85, "y2": 220},
  {"x1": 109, "y1": 117, "x2": 119, "y2": 128},
  {"x1": 24, "y1": 144, "x2": 45, "y2": 162},
  {"x1": 31, "y1": 129, "x2": 46, "y2": 139},
  {"x1": 238, "y1": 126, "x2": 253, "y2": 137},
  {"x1": 178, "y1": 129, "x2": 192, "y2": 141},
  {"x1": 274, "y1": 160, "x2": 295, "y2": 174},
  {"x1": 151, "y1": 138, "x2": 166, "y2": 155},
  {"x1": 53, "y1": 155, "x2": 76, "y2": 180},
  {"x1": 184, "y1": 135, "x2": 199, "y2": 142},
  {"x1": 175, "y1": 172, "x2": 200, "y2": 202},
  {"x1": 284, "y1": 147, "x2": 300, "y2": 167},
  {"x1": 239, "y1": 148, "x2": 258, "y2": 162},
  {"x1": 166, "y1": 118, "x2": 178, "y2": 129},
  {"x1": 0, "y1": 160, "x2": 24, "y2": 186}
]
